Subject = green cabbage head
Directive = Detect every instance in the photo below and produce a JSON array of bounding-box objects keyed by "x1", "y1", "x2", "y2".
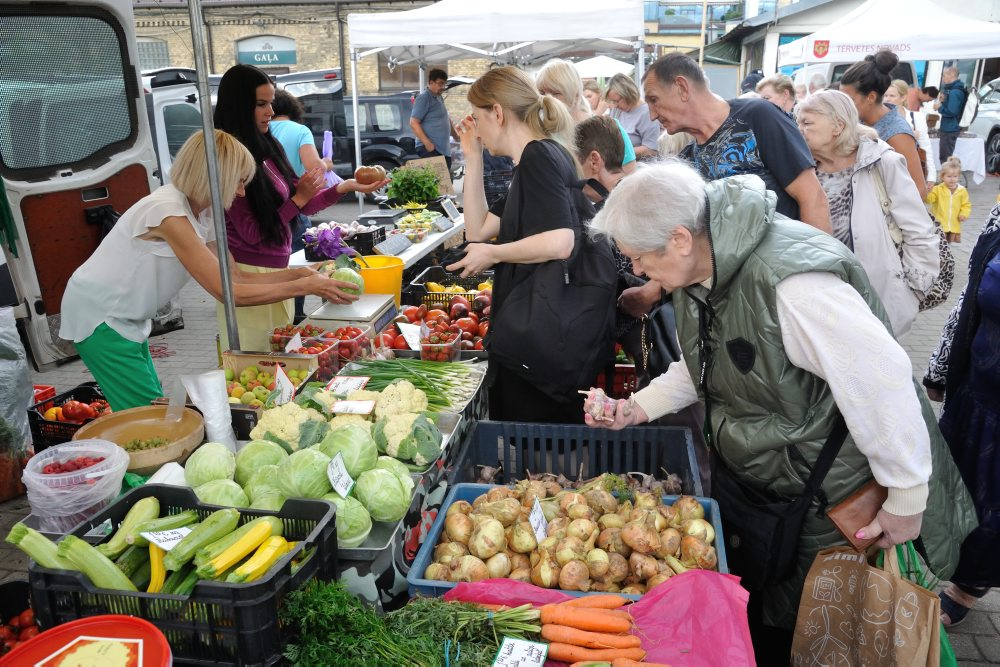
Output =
[
  {"x1": 250, "y1": 491, "x2": 287, "y2": 512},
  {"x1": 185, "y1": 442, "x2": 236, "y2": 487},
  {"x1": 330, "y1": 267, "x2": 364, "y2": 296},
  {"x1": 277, "y1": 448, "x2": 332, "y2": 499},
  {"x1": 235, "y1": 440, "x2": 289, "y2": 486},
  {"x1": 243, "y1": 464, "x2": 281, "y2": 502},
  {"x1": 194, "y1": 479, "x2": 249, "y2": 507},
  {"x1": 323, "y1": 493, "x2": 373, "y2": 548},
  {"x1": 353, "y1": 468, "x2": 411, "y2": 523},
  {"x1": 318, "y1": 424, "x2": 378, "y2": 478},
  {"x1": 374, "y1": 456, "x2": 415, "y2": 495}
]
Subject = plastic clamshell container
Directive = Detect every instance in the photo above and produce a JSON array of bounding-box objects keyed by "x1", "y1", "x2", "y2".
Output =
[
  {"x1": 23, "y1": 440, "x2": 128, "y2": 490},
  {"x1": 407, "y1": 483, "x2": 727, "y2": 599},
  {"x1": 419, "y1": 334, "x2": 460, "y2": 362},
  {"x1": 28, "y1": 484, "x2": 338, "y2": 667},
  {"x1": 2, "y1": 614, "x2": 172, "y2": 667}
]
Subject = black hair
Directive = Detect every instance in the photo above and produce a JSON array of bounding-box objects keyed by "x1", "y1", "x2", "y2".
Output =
[
  {"x1": 272, "y1": 89, "x2": 304, "y2": 123},
  {"x1": 213, "y1": 64, "x2": 299, "y2": 247},
  {"x1": 428, "y1": 68, "x2": 448, "y2": 83},
  {"x1": 839, "y1": 50, "x2": 899, "y2": 101},
  {"x1": 922, "y1": 86, "x2": 940, "y2": 98},
  {"x1": 643, "y1": 52, "x2": 707, "y2": 89}
]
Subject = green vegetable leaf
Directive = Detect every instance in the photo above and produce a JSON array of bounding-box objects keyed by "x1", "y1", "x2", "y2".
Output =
[
  {"x1": 297, "y1": 419, "x2": 330, "y2": 450},
  {"x1": 263, "y1": 431, "x2": 296, "y2": 455},
  {"x1": 295, "y1": 387, "x2": 332, "y2": 417}
]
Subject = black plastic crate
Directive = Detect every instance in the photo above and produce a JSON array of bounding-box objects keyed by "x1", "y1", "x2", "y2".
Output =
[
  {"x1": 27, "y1": 382, "x2": 106, "y2": 453},
  {"x1": 0, "y1": 580, "x2": 31, "y2": 626},
  {"x1": 29, "y1": 484, "x2": 337, "y2": 666},
  {"x1": 348, "y1": 226, "x2": 387, "y2": 256},
  {"x1": 452, "y1": 421, "x2": 703, "y2": 496},
  {"x1": 409, "y1": 265, "x2": 492, "y2": 308}
]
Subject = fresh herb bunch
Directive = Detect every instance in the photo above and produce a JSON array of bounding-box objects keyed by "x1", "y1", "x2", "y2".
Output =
[{"x1": 387, "y1": 166, "x2": 440, "y2": 203}]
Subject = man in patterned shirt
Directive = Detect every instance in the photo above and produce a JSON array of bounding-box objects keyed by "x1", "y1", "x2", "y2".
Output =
[{"x1": 642, "y1": 54, "x2": 831, "y2": 233}]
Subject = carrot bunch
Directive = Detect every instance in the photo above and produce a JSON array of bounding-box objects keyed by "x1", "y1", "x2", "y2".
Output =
[{"x1": 538, "y1": 595, "x2": 669, "y2": 667}]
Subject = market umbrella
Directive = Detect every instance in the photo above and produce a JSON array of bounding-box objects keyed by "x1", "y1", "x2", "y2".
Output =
[{"x1": 573, "y1": 55, "x2": 634, "y2": 79}]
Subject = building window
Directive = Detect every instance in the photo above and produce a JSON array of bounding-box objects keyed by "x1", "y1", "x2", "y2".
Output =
[
  {"x1": 378, "y1": 54, "x2": 446, "y2": 91},
  {"x1": 137, "y1": 38, "x2": 170, "y2": 71}
]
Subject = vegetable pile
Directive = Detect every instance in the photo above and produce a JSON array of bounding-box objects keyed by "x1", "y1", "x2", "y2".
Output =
[
  {"x1": 0, "y1": 605, "x2": 39, "y2": 656},
  {"x1": 5, "y1": 498, "x2": 313, "y2": 594},
  {"x1": 423, "y1": 476, "x2": 718, "y2": 595},
  {"x1": 123, "y1": 436, "x2": 170, "y2": 452},
  {"x1": 40, "y1": 398, "x2": 111, "y2": 425},
  {"x1": 342, "y1": 359, "x2": 483, "y2": 412}
]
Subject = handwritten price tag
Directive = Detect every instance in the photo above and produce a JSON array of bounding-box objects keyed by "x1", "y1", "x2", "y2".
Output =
[
  {"x1": 529, "y1": 498, "x2": 548, "y2": 543},
  {"x1": 273, "y1": 364, "x2": 296, "y2": 406},
  {"x1": 325, "y1": 375, "x2": 370, "y2": 394},
  {"x1": 140, "y1": 526, "x2": 194, "y2": 552},
  {"x1": 284, "y1": 332, "x2": 303, "y2": 353},
  {"x1": 327, "y1": 452, "x2": 355, "y2": 498},
  {"x1": 397, "y1": 321, "x2": 422, "y2": 351},
  {"x1": 492, "y1": 637, "x2": 548, "y2": 667}
]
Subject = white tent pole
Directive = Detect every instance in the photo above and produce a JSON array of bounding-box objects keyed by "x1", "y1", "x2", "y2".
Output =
[
  {"x1": 635, "y1": 36, "x2": 645, "y2": 85},
  {"x1": 419, "y1": 46, "x2": 426, "y2": 90},
  {"x1": 351, "y1": 48, "x2": 364, "y2": 214},
  {"x1": 698, "y1": 0, "x2": 708, "y2": 67},
  {"x1": 187, "y1": 0, "x2": 240, "y2": 349}
]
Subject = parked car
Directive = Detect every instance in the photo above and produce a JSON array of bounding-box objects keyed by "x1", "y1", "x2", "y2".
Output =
[
  {"x1": 970, "y1": 76, "x2": 1000, "y2": 175},
  {"x1": 792, "y1": 61, "x2": 917, "y2": 90}
]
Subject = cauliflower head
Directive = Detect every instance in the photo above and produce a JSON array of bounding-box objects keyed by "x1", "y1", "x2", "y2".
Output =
[
  {"x1": 373, "y1": 413, "x2": 441, "y2": 466},
  {"x1": 249, "y1": 401, "x2": 328, "y2": 452},
  {"x1": 347, "y1": 389, "x2": 381, "y2": 402},
  {"x1": 374, "y1": 380, "x2": 428, "y2": 418}
]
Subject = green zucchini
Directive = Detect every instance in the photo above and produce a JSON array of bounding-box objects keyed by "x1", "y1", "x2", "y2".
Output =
[
  {"x1": 129, "y1": 559, "x2": 152, "y2": 590},
  {"x1": 173, "y1": 567, "x2": 202, "y2": 596},
  {"x1": 163, "y1": 509, "x2": 240, "y2": 571},
  {"x1": 114, "y1": 544, "x2": 150, "y2": 579},
  {"x1": 160, "y1": 564, "x2": 193, "y2": 595},
  {"x1": 126, "y1": 511, "x2": 200, "y2": 547},
  {"x1": 97, "y1": 497, "x2": 160, "y2": 560},
  {"x1": 58, "y1": 535, "x2": 138, "y2": 592},
  {"x1": 194, "y1": 516, "x2": 283, "y2": 567}
]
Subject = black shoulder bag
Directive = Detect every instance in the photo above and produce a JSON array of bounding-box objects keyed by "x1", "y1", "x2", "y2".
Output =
[{"x1": 694, "y1": 294, "x2": 849, "y2": 591}]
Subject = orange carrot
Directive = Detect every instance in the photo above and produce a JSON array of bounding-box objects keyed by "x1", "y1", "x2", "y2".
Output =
[
  {"x1": 569, "y1": 662, "x2": 613, "y2": 667},
  {"x1": 540, "y1": 605, "x2": 632, "y2": 633},
  {"x1": 559, "y1": 594, "x2": 631, "y2": 610},
  {"x1": 546, "y1": 643, "x2": 646, "y2": 663},
  {"x1": 541, "y1": 624, "x2": 641, "y2": 649},
  {"x1": 612, "y1": 659, "x2": 671, "y2": 667}
]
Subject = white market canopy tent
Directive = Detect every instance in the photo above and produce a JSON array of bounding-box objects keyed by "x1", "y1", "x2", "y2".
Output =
[
  {"x1": 778, "y1": 0, "x2": 1000, "y2": 66},
  {"x1": 573, "y1": 55, "x2": 635, "y2": 79}
]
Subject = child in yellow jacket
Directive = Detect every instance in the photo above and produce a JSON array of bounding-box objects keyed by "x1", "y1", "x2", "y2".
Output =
[{"x1": 926, "y1": 157, "x2": 971, "y2": 243}]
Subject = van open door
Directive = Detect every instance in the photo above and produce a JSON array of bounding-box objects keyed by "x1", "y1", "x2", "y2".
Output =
[
  {"x1": 0, "y1": 0, "x2": 159, "y2": 370},
  {"x1": 144, "y1": 76, "x2": 203, "y2": 184}
]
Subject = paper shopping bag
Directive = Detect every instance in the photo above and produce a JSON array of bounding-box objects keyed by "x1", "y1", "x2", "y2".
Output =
[{"x1": 791, "y1": 547, "x2": 941, "y2": 666}]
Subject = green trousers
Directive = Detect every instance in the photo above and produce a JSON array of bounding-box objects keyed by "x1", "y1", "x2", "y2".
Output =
[{"x1": 75, "y1": 323, "x2": 163, "y2": 412}]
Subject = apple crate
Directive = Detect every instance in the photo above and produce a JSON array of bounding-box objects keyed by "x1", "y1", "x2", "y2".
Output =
[{"x1": 221, "y1": 351, "x2": 318, "y2": 400}]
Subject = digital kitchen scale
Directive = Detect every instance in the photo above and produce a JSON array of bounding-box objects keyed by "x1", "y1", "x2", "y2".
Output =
[{"x1": 305, "y1": 292, "x2": 398, "y2": 334}]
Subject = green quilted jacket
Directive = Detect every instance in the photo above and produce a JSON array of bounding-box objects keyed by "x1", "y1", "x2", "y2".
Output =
[{"x1": 674, "y1": 175, "x2": 977, "y2": 628}]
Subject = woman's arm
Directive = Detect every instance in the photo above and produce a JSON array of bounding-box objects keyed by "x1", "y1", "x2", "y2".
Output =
[
  {"x1": 880, "y1": 153, "x2": 940, "y2": 295},
  {"x1": 446, "y1": 228, "x2": 574, "y2": 277},
  {"x1": 886, "y1": 133, "x2": 929, "y2": 200},
  {"x1": 158, "y1": 217, "x2": 358, "y2": 305},
  {"x1": 455, "y1": 115, "x2": 501, "y2": 242},
  {"x1": 298, "y1": 143, "x2": 332, "y2": 173}
]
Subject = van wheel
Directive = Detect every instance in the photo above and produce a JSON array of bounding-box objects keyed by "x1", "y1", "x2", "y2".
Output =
[
  {"x1": 986, "y1": 131, "x2": 1000, "y2": 175},
  {"x1": 365, "y1": 161, "x2": 397, "y2": 203}
]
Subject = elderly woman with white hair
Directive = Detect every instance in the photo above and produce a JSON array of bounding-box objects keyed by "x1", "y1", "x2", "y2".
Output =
[
  {"x1": 584, "y1": 161, "x2": 976, "y2": 663},
  {"x1": 797, "y1": 89, "x2": 940, "y2": 337}
]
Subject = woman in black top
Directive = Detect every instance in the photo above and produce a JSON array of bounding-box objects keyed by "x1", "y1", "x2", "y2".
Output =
[{"x1": 448, "y1": 66, "x2": 615, "y2": 423}]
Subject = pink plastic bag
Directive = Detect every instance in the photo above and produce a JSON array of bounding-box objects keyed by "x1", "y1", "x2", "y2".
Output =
[{"x1": 443, "y1": 572, "x2": 755, "y2": 666}]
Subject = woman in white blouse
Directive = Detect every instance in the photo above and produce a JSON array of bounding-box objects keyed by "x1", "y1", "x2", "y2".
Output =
[
  {"x1": 59, "y1": 130, "x2": 358, "y2": 411},
  {"x1": 884, "y1": 79, "x2": 937, "y2": 189}
]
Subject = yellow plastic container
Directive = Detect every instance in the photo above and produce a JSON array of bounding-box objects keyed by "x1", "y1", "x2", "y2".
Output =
[{"x1": 359, "y1": 255, "x2": 404, "y2": 307}]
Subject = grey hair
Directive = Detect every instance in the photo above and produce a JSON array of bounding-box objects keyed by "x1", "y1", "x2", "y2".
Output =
[
  {"x1": 796, "y1": 89, "x2": 863, "y2": 157},
  {"x1": 588, "y1": 159, "x2": 706, "y2": 252}
]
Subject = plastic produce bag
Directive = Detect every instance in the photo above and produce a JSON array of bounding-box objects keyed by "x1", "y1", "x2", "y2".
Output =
[
  {"x1": 181, "y1": 370, "x2": 237, "y2": 452},
  {"x1": 444, "y1": 572, "x2": 755, "y2": 666},
  {"x1": 322, "y1": 131, "x2": 338, "y2": 189},
  {"x1": 0, "y1": 306, "x2": 33, "y2": 501}
]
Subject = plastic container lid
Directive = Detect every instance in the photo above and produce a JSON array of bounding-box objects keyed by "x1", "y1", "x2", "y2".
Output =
[{"x1": 0, "y1": 615, "x2": 172, "y2": 666}]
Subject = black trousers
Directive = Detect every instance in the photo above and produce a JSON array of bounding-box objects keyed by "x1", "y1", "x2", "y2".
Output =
[
  {"x1": 939, "y1": 130, "x2": 960, "y2": 162},
  {"x1": 488, "y1": 366, "x2": 584, "y2": 424}
]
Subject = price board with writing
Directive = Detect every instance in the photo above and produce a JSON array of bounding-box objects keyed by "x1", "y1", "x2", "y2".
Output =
[
  {"x1": 140, "y1": 526, "x2": 194, "y2": 552},
  {"x1": 373, "y1": 234, "x2": 412, "y2": 257},
  {"x1": 529, "y1": 498, "x2": 548, "y2": 543},
  {"x1": 327, "y1": 452, "x2": 355, "y2": 498},
  {"x1": 492, "y1": 637, "x2": 548, "y2": 667}
]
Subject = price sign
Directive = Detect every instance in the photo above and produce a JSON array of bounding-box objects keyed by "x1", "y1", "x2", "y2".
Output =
[
  {"x1": 140, "y1": 526, "x2": 194, "y2": 552},
  {"x1": 529, "y1": 498, "x2": 548, "y2": 543},
  {"x1": 327, "y1": 452, "x2": 355, "y2": 498},
  {"x1": 492, "y1": 637, "x2": 548, "y2": 667},
  {"x1": 325, "y1": 375, "x2": 370, "y2": 394},
  {"x1": 331, "y1": 400, "x2": 376, "y2": 415},
  {"x1": 273, "y1": 364, "x2": 296, "y2": 405},
  {"x1": 373, "y1": 234, "x2": 412, "y2": 257},
  {"x1": 284, "y1": 332, "x2": 303, "y2": 353},
  {"x1": 397, "y1": 321, "x2": 422, "y2": 350}
]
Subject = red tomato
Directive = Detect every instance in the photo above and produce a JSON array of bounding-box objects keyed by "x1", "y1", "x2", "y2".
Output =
[
  {"x1": 473, "y1": 339, "x2": 484, "y2": 351},
  {"x1": 376, "y1": 333, "x2": 396, "y2": 348},
  {"x1": 18, "y1": 626, "x2": 37, "y2": 641},
  {"x1": 392, "y1": 335, "x2": 411, "y2": 350},
  {"x1": 7, "y1": 616, "x2": 19, "y2": 629},
  {"x1": 17, "y1": 610, "x2": 33, "y2": 628},
  {"x1": 0, "y1": 627, "x2": 14, "y2": 641},
  {"x1": 454, "y1": 318, "x2": 479, "y2": 335},
  {"x1": 425, "y1": 309, "x2": 448, "y2": 322},
  {"x1": 402, "y1": 306, "x2": 421, "y2": 323},
  {"x1": 478, "y1": 321, "x2": 490, "y2": 337}
]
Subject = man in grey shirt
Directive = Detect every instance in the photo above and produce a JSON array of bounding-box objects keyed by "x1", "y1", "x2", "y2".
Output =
[{"x1": 410, "y1": 68, "x2": 455, "y2": 169}]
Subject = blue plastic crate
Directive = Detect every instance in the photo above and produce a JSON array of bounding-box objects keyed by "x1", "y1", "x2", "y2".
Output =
[{"x1": 407, "y1": 483, "x2": 726, "y2": 599}]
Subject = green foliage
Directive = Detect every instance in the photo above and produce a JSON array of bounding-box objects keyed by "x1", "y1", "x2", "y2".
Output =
[{"x1": 386, "y1": 166, "x2": 440, "y2": 203}]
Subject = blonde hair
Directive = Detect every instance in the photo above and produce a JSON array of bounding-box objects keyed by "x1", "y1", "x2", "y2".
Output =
[
  {"x1": 887, "y1": 78, "x2": 909, "y2": 100},
  {"x1": 171, "y1": 130, "x2": 255, "y2": 208},
  {"x1": 605, "y1": 73, "x2": 641, "y2": 107},
  {"x1": 536, "y1": 59, "x2": 591, "y2": 118},
  {"x1": 582, "y1": 79, "x2": 603, "y2": 96},
  {"x1": 940, "y1": 156, "x2": 963, "y2": 178},
  {"x1": 796, "y1": 90, "x2": 865, "y2": 157},
  {"x1": 757, "y1": 73, "x2": 795, "y2": 98},
  {"x1": 469, "y1": 66, "x2": 575, "y2": 153}
]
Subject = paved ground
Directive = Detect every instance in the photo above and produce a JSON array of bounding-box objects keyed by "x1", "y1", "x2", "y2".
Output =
[{"x1": 2, "y1": 181, "x2": 999, "y2": 662}]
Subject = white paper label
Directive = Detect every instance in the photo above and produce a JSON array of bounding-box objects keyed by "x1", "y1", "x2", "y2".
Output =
[
  {"x1": 492, "y1": 637, "x2": 548, "y2": 667},
  {"x1": 331, "y1": 400, "x2": 376, "y2": 415},
  {"x1": 397, "y1": 321, "x2": 422, "y2": 350},
  {"x1": 528, "y1": 498, "x2": 548, "y2": 543},
  {"x1": 284, "y1": 332, "x2": 303, "y2": 353},
  {"x1": 274, "y1": 364, "x2": 296, "y2": 405},
  {"x1": 325, "y1": 375, "x2": 370, "y2": 394},
  {"x1": 327, "y1": 452, "x2": 355, "y2": 498},
  {"x1": 140, "y1": 526, "x2": 194, "y2": 552}
]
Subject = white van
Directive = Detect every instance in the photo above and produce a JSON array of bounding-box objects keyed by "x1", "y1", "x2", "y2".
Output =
[
  {"x1": 792, "y1": 61, "x2": 918, "y2": 91},
  {"x1": 0, "y1": 0, "x2": 161, "y2": 369}
]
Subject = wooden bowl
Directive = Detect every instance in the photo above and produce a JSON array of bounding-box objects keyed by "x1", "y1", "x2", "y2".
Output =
[{"x1": 72, "y1": 406, "x2": 205, "y2": 475}]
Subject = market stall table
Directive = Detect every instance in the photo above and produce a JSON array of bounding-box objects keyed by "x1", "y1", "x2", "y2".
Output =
[
  {"x1": 289, "y1": 217, "x2": 465, "y2": 270},
  {"x1": 930, "y1": 134, "x2": 986, "y2": 184}
]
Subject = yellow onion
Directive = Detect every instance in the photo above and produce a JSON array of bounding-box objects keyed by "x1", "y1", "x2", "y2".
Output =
[
  {"x1": 556, "y1": 536, "x2": 586, "y2": 566},
  {"x1": 538, "y1": 535, "x2": 560, "y2": 555},
  {"x1": 509, "y1": 521, "x2": 538, "y2": 554},
  {"x1": 450, "y1": 555, "x2": 489, "y2": 582},
  {"x1": 530, "y1": 553, "x2": 561, "y2": 588},
  {"x1": 472, "y1": 494, "x2": 489, "y2": 510},
  {"x1": 547, "y1": 517, "x2": 570, "y2": 536},
  {"x1": 621, "y1": 512, "x2": 661, "y2": 555},
  {"x1": 598, "y1": 513, "x2": 625, "y2": 530},
  {"x1": 486, "y1": 552, "x2": 512, "y2": 578},
  {"x1": 597, "y1": 527, "x2": 632, "y2": 557},
  {"x1": 559, "y1": 560, "x2": 591, "y2": 592},
  {"x1": 509, "y1": 567, "x2": 532, "y2": 582},
  {"x1": 681, "y1": 535, "x2": 718, "y2": 570},
  {"x1": 483, "y1": 498, "x2": 521, "y2": 527},
  {"x1": 445, "y1": 513, "x2": 474, "y2": 544},
  {"x1": 586, "y1": 548, "x2": 610, "y2": 579},
  {"x1": 646, "y1": 572, "x2": 672, "y2": 590},
  {"x1": 606, "y1": 552, "x2": 629, "y2": 583},
  {"x1": 655, "y1": 528, "x2": 682, "y2": 559},
  {"x1": 446, "y1": 500, "x2": 473, "y2": 517},
  {"x1": 469, "y1": 518, "x2": 506, "y2": 560},
  {"x1": 682, "y1": 518, "x2": 715, "y2": 544},
  {"x1": 559, "y1": 493, "x2": 587, "y2": 514},
  {"x1": 629, "y1": 552, "x2": 659, "y2": 580},
  {"x1": 658, "y1": 504, "x2": 682, "y2": 528},
  {"x1": 423, "y1": 562, "x2": 452, "y2": 581},
  {"x1": 567, "y1": 502, "x2": 595, "y2": 521},
  {"x1": 434, "y1": 542, "x2": 468, "y2": 565},
  {"x1": 509, "y1": 552, "x2": 531, "y2": 571},
  {"x1": 590, "y1": 580, "x2": 622, "y2": 593},
  {"x1": 634, "y1": 491, "x2": 658, "y2": 511},
  {"x1": 673, "y1": 496, "x2": 704, "y2": 522},
  {"x1": 584, "y1": 488, "x2": 618, "y2": 515},
  {"x1": 517, "y1": 480, "x2": 547, "y2": 509},
  {"x1": 486, "y1": 486, "x2": 515, "y2": 503},
  {"x1": 567, "y1": 519, "x2": 598, "y2": 542},
  {"x1": 621, "y1": 583, "x2": 647, "y2": 595}
]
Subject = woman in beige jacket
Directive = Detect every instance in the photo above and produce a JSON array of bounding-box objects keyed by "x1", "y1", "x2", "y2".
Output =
[{"x1": 797, "y1": 90, "x2": 939, "y2": 337}]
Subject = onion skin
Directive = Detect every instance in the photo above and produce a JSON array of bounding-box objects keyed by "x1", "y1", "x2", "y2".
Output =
[
  {"x1": 469, "y1": 518, "x2": 506, "y2": 560},
  {"x1": 597, "y1": 527, "x2": 632, "y2": 558},
  {"x1": 558, "y1": 559, "x2": 592, "y2": 592},
  {"x1": 450, "y1": 555, "x2": 489, "y2": 582},
  {"x1": 446, "y1": 500, "x2": 473, "y2": 517},
  {"x1": 586, "y1": 548, "x2": 610, "y2": 579},
  {"x1": 434, "y1": 542, "x2": 468, "y2": 565},
  {"x1": 530, "y1": 554, "x2": 561, "y2": 588},
  {"x1": 621, "y1": 513, "x2": 661, "y2": 555},
  {"x1": 629, "y1": 551, "x2": 659, "y2": 580},
  {"x1": 658, "y1": 504, "x2": 682, "y2": 528},
  {"x1": 423, "y1": 562, "x2": 452, "y2": 581},
  {"x1": 445, "y1": 513, "x2": 474, "y2": 544}
]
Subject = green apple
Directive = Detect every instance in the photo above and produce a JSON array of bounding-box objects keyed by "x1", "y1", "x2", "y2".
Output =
[
  {"x1": 224, "y1": 368, "x2": 235, "y2": 382},
  {"x1": 240, "y1": 392, "x2": 257, "y2": 405},
  {"x1": 239, "y1": 365, "x2": 259, "y2": 385},
  {"x1": 253, "y1": 386, "x2": 270, "y2": 401},
  {"x1": 247, "y1": 399, "x2": 264, "y2": 409}
]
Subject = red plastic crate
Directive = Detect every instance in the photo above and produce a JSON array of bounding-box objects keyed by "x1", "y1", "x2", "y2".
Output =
[{"x1": 32, "y1": 385, "x2": 56, "y2": 413}]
